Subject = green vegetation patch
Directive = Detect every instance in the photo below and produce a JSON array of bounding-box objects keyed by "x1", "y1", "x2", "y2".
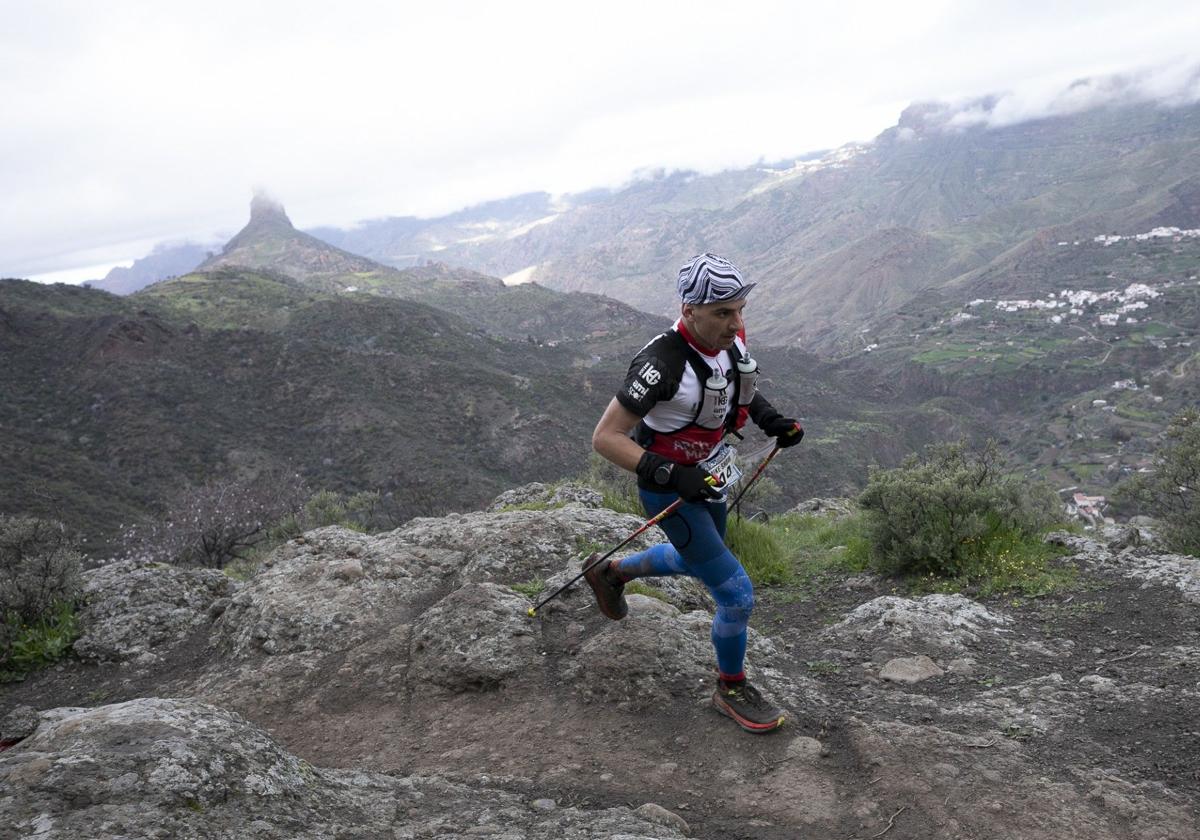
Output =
[
  {"x1": 510, "y1": 580, "x2": 545, "y2": 599},
  {"x1": 857, "y1": 439, "x2": 1072, "y2": 595},
  {"x1": 726, "y1": 516, "x2": 791, "y2": 586},
  {"x1": 1, "y1": 601, "x2": 80, "y2": 682}
]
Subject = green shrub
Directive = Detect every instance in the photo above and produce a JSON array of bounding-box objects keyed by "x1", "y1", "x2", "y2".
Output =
[
  {"x1": 1115, "y1": 409, "x2": 1200, "y2": 556},
  {"x1": 3, "y1": 600, "x2": 80, "y2": 680},
  {"x1": 269, "y1": 489, "x2": 382, "y2": 541},
  {"x1": 0, "y1": 515, "x2": 83, "y2": 672},
  {"x1": 857, "y1": 440, "x2": 1063, "y2": 579}
]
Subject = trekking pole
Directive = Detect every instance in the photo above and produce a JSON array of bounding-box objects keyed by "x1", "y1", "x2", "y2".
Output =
[
  {"x1": 525, "y1": 476, "x2": 716, "y2": 617},
  {"x1": 729, "y1": 425, "x2": 801, "y2": 520}
]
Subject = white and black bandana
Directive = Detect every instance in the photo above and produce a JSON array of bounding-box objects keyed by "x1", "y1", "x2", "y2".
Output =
[{"x1": 676, "y1": 253, "x2": 756, "y2": 305}]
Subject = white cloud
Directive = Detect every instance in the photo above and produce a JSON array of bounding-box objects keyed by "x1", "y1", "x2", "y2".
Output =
[{"x1": 2, "y1": 0, "x2": 1200, "y2": 279}]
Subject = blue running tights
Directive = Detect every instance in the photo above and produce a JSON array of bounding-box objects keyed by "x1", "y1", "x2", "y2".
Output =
[{"x1": 611, "y1": 489, "x2": 754, "y2": 678}]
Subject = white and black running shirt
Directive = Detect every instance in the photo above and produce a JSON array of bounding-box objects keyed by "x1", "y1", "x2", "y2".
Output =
[{"x1": 616, "y1": 319, "x2": 750, "y2": 465}]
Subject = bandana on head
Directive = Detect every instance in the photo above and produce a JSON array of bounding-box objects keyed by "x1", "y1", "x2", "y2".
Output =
[{"x1": 676, "y1": 253, "x2": 756, "y2": 305}]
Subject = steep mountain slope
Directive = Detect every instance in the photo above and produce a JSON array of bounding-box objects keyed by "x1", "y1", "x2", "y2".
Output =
[
  {"x1": 309, "y1": 97, "x2": 1200, "y2": 351},
  {"x1": 88, "y1": 242, "x2": 215, "y2": 295},
  {"x1": 0, "y1": 277, "x2": 621, "y2": 549},
  {"x1": 184, "y1": 195, "x2": 670, "y2": 346},
  {"x1": 3, "y1": 273, "x2": 948, "y2": 553},
  {"x1": 838, "y1": 227, "x2": 1200, "y2": 493}
]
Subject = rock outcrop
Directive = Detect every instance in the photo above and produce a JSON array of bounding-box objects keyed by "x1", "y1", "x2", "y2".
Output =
[
  {"x1": 0, "y1": 697, "x2": 687, "y2": 839},
  {"x1": 73, "y1": 558, "x2": 235, "y2": 664},
  {"x1": 3, "y1": 509, "x2": 1198, "y2": 840}
]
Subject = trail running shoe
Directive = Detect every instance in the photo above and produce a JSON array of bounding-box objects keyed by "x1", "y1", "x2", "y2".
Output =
[
  {"x1": 583, "y1": 553, "x2": 627, "y2": 620},
  {"x1": 712, "y1": 680, "x2": 785, "y2": 733}
]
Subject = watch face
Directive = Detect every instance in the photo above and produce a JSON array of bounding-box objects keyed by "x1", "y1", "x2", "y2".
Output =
[{"x1": 654, "y1": 463, "x2": 673, "y2": 485}]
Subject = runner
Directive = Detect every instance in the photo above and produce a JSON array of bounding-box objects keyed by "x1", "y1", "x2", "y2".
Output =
[{"x1": 588, "y1": 252, "x2": 804, "y2": 733}]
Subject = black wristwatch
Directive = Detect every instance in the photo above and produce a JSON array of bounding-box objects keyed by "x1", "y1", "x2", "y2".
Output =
[{"x1": 653, "y1": 462, "x2": 675, "y2": 486}]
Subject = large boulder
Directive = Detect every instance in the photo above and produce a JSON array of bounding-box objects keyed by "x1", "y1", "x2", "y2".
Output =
[
  {"x1": 409, "y1": 582, "x2": 539, "y2": 691},
  {"x1": 72, "y1": 559, "x2": 235, "y2": 664},
  {"x1": 488, "y1": 481, "x2": 604, "y2": 511},
  {"x1": 820, "y1": 594, "x2": 1013, "y2": 653},
  {"x1": 213, "y1": 526, "x2": 461, "y2": 657},
  {"x1": 567, "y1": 596, "x2": 717, "y2": 705},
  {"x1": 392, "y1": 506, "x2": 665, "y2": 585},
  {"x1": 0, "y1": 697, "x2": 688, "y2": 839}
]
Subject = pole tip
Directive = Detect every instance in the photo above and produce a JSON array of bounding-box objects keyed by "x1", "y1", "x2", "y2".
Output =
[{"x1": 526, "y1": 607, "x2": 537, "y2": 617}]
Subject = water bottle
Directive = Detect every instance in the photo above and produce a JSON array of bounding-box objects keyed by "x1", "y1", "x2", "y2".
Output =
[
  {"x1": 699, "y1": 371, "x2": 729, "y2": 428},
  {"x1": 737, "y1": 355, "x2": 759, "y2": 405}
]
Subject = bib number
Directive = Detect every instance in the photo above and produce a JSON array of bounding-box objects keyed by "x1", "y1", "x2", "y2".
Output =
[{"x1": 699, "y1": 444, "x2": 742, "y2": 501}]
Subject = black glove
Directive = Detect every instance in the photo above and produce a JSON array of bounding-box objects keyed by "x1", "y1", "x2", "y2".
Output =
[
  {"x1": 762, "y1": 415, "x2": 804, "y2": 447},
  {"x1": 749, "y1": 394, "x2": 804, "y2": 448},
  {"x1": 636, "y1": 452, "x2": 722, "y2": 502}
]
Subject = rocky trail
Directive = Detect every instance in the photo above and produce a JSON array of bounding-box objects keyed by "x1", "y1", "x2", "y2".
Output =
[{"x1": 2, "y1": 485, "x2": 1199, "y2": 839}]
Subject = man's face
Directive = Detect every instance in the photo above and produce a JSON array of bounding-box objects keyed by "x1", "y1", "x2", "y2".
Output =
[{"x1": 682, "y1": 298, "x2": 748, "y2": 350}]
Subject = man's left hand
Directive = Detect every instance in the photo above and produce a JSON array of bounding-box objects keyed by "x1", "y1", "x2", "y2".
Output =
[{"x1": 761, "y1": 416, "x2": 804, "y2": 447}]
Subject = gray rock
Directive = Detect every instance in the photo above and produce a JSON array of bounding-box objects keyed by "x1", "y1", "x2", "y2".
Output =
[
  {"x1": 487, "y1": 481, "x2": 603, "y2": 511},
  {"x1": 213, "y1": 526, "x2": 460, "y2": 657},
  {"x1": 0, "y1": 705, "x2": 39, "y2": 742},
  {"x1": 0, "y1": 697, "x2": 689, "y2": 840},
  {"x1": 880, "y1": 655, "x2": 944, "y2": 684},
  {"x1": 786, "y1": 736, "x2": 825, "y2": 761},
  {"x1": 409, "y1": 583, "x2": 540, "y2": 690},
  {"x1": 73, "y1": 559, "x2": 235, "y2": 663},
  {"x1": 566, "y1": 598, "x2": 719, "y2": 704},
  {"x1": 393, "y1": 506, "x2": 665, "y2": 585},
  {"x1": 635, "y1": 803, "x2": 690, "y2": 835},
  {"x1": 821, "y1": 594, "x2": 1012, "y2": 652},
  {"x1": 949, "y1": 673, "x2": 1078, "y2": 734},
  {"x1": 488, "y1": 481, "x2": 552, "y2": 511},
  {"x1": 946, "y1": 657, "x2": 977, "y2": 676}
]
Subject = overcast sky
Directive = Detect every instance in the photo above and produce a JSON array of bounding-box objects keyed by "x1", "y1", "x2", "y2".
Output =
[{"x1": 4, "y1": 1, "x2": 1200, "y2": 283}]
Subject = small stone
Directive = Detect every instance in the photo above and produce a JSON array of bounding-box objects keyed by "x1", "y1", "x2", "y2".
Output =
[
  {"x1": 880, "y1": 655, "x2": 944, "y2": 684},
  {"x1": 531, "y1": 798, "x2": 556, "y2": 812},
  {"x1": 329, "y1": 560, "x2": 365, "y2": 582},
  {"x1": 946, "y1": 658, "x2": 976, "y2": 676},
  {"x1": 1079, "y1": 674, "x2": 1117, "y2": 694},
  {"x1": 786, "y1": 736, "x2": 824, "y2": 761},
  {"x1": 635, "y1": 803, "x2": 690, "y2": 835},
  {"x1": 0, "y1": 705, "x2": 40, "y2": 741}
]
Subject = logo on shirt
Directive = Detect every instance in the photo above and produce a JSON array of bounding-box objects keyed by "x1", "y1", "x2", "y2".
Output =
[
  {"x1": 627, "y1": 381, "x2": 649, "y2": 400},
  {"x1": 638, "y1": 363, "x2": 661, "y2": 385}
]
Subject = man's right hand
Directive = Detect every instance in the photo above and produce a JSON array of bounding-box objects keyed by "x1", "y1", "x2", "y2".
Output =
[{"x1": 637, "y1": 452, "x2": 722, "y2": 502}]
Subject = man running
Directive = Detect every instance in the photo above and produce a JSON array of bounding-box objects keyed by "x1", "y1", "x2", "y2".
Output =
[{"x1": 588, "y1": 252, "x2": 803, "y2": 734}]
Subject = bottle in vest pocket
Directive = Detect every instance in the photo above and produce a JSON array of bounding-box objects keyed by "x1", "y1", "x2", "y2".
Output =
[
  {"x1": 736, "y1": 355, "x2": 759, "y2": 405},
  {"x1": 698, "y1": 371, "x2": 730, "y2": 428}
]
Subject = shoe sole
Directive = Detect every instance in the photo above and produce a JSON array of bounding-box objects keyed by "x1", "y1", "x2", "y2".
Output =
[{"x1": 712, "y1": 693, "x2": 785, "y2": 733}]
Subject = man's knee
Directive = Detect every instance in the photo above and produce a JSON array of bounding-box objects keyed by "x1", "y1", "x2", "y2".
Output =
[{"x1": 714, "y1": 569, "x2": 754, "y2": 622}]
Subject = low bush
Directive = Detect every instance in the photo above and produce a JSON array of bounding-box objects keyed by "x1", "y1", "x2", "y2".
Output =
[
  {"x1": 1115, "y1": 409, "x2": 1200, "y2": 556},
  {"x1": 858, "y1": 440, "x2": 1063, "y2": 580},
  {"x1": 268, "y1": 489, "x2": 382, "y2": 541},
  {"x1": 0, "y1": 515, "x2": 83, "y2": 674}
]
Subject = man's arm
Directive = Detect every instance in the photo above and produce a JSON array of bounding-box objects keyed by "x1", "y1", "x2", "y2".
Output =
[{"x1": 592, "y1": 398, "x2": 646, "y2": 473}]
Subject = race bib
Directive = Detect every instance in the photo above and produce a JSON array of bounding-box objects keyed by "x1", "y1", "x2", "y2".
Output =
[{"x1": 699, "y1": 444, "x2": 743, "y2": 501}]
